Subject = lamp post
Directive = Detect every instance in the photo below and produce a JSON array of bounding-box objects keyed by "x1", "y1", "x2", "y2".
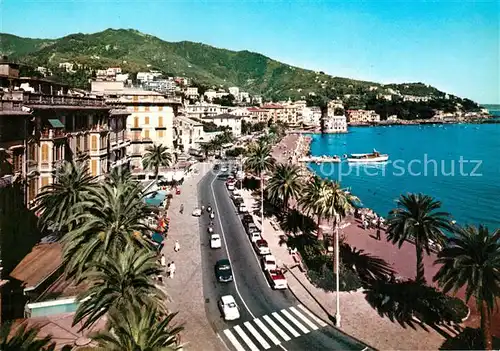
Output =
[{"x1": 328, "y1": 213, "x2": 341, "y2": 327}]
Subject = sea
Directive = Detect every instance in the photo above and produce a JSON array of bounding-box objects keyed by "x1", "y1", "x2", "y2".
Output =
[{"x1": 307, "y1": 110, "x2": 500, "y2": 231}]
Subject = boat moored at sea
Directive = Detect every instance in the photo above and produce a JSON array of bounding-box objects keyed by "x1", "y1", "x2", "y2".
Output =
[{"x1": 346, "y1": 150, "x2": 389, "y2": 163}]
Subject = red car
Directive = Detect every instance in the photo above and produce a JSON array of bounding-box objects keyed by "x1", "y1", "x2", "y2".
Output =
[{"x1": 175, "y1": 188, "x2": 181, "y2": 195}]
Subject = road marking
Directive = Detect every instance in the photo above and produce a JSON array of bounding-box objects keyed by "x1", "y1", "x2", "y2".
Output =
[
  {"x1": 244, "y1": 321, "x2": 271, "y2": 349},
  {"x1": 263, "y1": 315, "x2": 291, "y2": 341},
  {"x1": 289, "y1": 306, "x2": 319, "y2": 330},
  {"x1": 254, "y1": 318, "x2": 281, "y2": 345},
  {"x1": 272, "y1": 312, "x2": 300, "y2": 337},
  {"x1": 223, "y1": 329, "x2": 246, "y2": 351},
  {"x1": 234, "y1": 325, "x2": 259, "y2": 351},
  {"x1": 297, "y1": 304, "x2": 328, "y2": 327},
  {"x1": 281, "y1": 309, "x2": 310, "y2": 334}
]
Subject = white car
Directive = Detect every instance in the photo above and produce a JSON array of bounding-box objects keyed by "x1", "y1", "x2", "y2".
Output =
[
  {"x1": 210, "y1": 234, "x2": 222, "y2": 249},
  {"x1": 221, "y1": 166, "x2": 229, "y2": 172},
  {"x1": 219, "y1": 295, "x2": 240, "y2": 321},
  {"x1": 227, "y1": 183, "x2": 235, "y2": 191},
  {"x1": 238, "y1": 204, "x2": 248, "y2": 213},
  {"x1": 192, "y1": 208, "x2": 202, "y2": 217},
  {"x1": 262, "y1": 254, "x2": 277, "y2": 271},
  {"x1": 266, "y1": 269, "x2": 288, "y2": 290},
  {"x1": 249, "y1": 231, "x2": 262, "y2": 243}
]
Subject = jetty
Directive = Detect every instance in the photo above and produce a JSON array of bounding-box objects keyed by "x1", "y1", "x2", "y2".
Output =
[{"x1": 298, "y1": 155, "x2": 341, "y2": 163}]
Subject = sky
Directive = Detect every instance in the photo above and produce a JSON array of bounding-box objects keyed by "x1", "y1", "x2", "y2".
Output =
[{"x1": 1, "y1": 0, "x2": 499, "y2": 103}]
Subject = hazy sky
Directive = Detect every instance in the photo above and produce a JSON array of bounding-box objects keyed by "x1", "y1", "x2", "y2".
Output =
[{"x1": 2, "y1": 0, "x2": 499, "y2": 103}]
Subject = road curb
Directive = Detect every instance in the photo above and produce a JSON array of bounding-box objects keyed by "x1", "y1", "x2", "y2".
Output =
[{"x1": 284, "y1": 265, "x2": 376, "y2": 351}]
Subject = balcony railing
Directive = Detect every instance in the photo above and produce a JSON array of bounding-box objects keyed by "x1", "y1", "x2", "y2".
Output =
[
  {"x1": 40, "y1": 129, "x2": 66, "y2": 139},
  {"x1": 25, "y1": 93, "x2": 107, "y2": 107}
]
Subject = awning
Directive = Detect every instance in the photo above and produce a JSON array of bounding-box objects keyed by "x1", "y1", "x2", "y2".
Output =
[
  {"x1": 151, "y1": 232, "x2": 164, "y2": 244},
  {"x1": 48, "y1": 119, "x2": 64, "y2": 128}
]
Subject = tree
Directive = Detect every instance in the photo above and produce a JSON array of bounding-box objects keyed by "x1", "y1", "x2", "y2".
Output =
[
  {"x1": 33, "y1": 160, "x2": 96, "y2": 232},
  {"x1": 199, "y1": 143, "x2": 213, "y2": 159},
  {"x1": 142, "y1": 144, "x2": 173, "y2": 179},
  {"x1": 386, "y1": 193, "x2": 452, "y2": 283},
  {"x1": 433, "y1": 225, "x2": 500, "y2": 350},
  {"x1": 73, "y1": 245, "x2": 166, "y2": 331},
  {"x1": 244, "y1": 140, "x2": 276, "y2": 226},
  {"x1": 0, "y1": 322, "x2": 55, "y2": 351},
  {"x1": 266, "y1": 163, "x2": 302, "y2": 211},
  {"x1": 298, "y1": 175, "x2": 329, "y2": 240},
  {"x1": 62, "y1": 182, "x2": 153, "y2": 279},
  {"x1": 91, "y1": 302, "x2": 184, "y2": 351},
  {"x1": 213, "y1": 94, "x2": 236, "y2": 106}
]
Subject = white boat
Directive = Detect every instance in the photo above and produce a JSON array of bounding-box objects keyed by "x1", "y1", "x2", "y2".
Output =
[{"x1": 347, "y1": 150, "x2": 389, "y2": 163}]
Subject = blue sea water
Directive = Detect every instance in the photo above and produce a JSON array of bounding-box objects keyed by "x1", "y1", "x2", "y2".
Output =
[{"x1": 307, "y1": 123, "x2": 500, "y2": 231}]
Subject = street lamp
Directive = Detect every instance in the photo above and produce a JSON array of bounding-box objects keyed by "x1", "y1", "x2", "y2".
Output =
[{"x1": 327, "y1": 213, "x2": 341, "y2": 327}]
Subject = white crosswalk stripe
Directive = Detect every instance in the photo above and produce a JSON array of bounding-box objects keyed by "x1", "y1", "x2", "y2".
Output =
[
  {"x1": 221, "y1": 304, "x2": 328, "y2": 351},
  {"x1": 234, "y1": 325, "x2": 259, "y2": 351},
  {"x1": 290, "y1": 306, "x2": 318, "y2": 330},
  {"x1": 244, "y1": 322, "x2": 271, "y2": 349},
  {"x1": 298, "y1": 304, "x2": 328, "y2": 327},
  {"x1": 281, "y1": 309, "x2": 310, "y2": 334}
]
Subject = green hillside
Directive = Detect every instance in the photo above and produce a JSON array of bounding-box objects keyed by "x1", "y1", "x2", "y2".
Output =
[{"x1": 0, "y1": 28, "x2": 464, "y2": 103}]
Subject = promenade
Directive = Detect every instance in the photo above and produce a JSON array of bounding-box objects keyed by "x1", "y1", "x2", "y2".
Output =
[{"x1": 161, "y1": 162, "x2": 222, "y2": 351}]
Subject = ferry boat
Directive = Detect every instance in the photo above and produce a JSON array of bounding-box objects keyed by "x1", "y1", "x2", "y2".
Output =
[{"x1": 346, "y1": 150, "x2": 389, "y2": 163}]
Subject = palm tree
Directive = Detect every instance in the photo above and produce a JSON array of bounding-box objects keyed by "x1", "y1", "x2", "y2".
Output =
[
  {"x1": 244, "y1": 139, "x2": 276, "y2": 229},
  {"x1": 386, "y1": 193, "x2": 452, "y2": 283},
  {"x1": 322, "y1": 180, "x2": 358, "y2": 242},
  {"x1": 91, "y1": 302, "x2": 184, "y2": 351},
  {"x1": 0, "y1": 322, "x2": 55, "y2": 351},
  {"x1": 106, "y1": 166, "x2": 134, "y2": 189},
  {"x1": 73, "y1": 245, "x2": 166, "y2": 331},
  {"x1": 62, "y1": 181, "x2": 153, "y2": 278},
  {"x1": 142, "y1": 144, "x2": 173, "y2": 179},
  {"x1": 298, "y1": 175, "x2": 329, "y2": 240},
  {"x1": 199, "y1": 142, "x2": 212, "y2": 159},
  {"x1": 33, "y1": 160, "x2": 96, "y2": 232},
  {"x1": 433, "y1": 225, "x2": 500, "y2": 350},
  {"x1": 266, "y1": 163, "x2": 302, "y2": 211}
]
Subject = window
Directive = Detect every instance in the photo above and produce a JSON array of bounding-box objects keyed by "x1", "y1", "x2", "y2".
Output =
[
  {"x1": 157, "y1": 130, "x2": 164, "y2": 138},
  {"x1": 159, "y1": 106, "x2": 163, "y2": 112},
  {"x1": 91, "y1": 160, "x2": 97, "y2": 176},
  {"x1": 134, "y1": 117, "x2": 139, "y2": 128},
  {"x1": 158, "y1": 116, "x2": 163, "y2": 127},
  {"x1": 41, "y1": 144, "x2": 49, "y2": 162},
  {"x1": 145, "y1": 116, "x2": 150, "y2": 125},
  {"x1": 144, "y1": 129, "x2": 150, "y2": 139},
  {"x1": 133, "y1": 106, "x2": 139, "y2": 112},
  {"x1": 132, "y1": 96, "x2": 138, "y2": 102},
  {"x1": 28, "y1": 179, "x2": 37, "y2": 202},
  {"x1": 41, "y1": 177, "x2": 49, "y2": 188},
  {"x1": 91, "y1": 135, "x2": 98, "y2": 151},
  {"x1": 145, "y1": 106, "x2": 150, "y2": 112}
]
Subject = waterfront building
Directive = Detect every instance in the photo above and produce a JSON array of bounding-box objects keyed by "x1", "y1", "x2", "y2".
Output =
[
  {"x1": 202, "y1": 113, "x2": 242, "y2": 137},
  {"x1": 247, "y1": 107, "x2": 270, "y2": 123},
  {"x1": 346, "y1": 109, "x2": 381, "y2": 124},
  {"x1": 302, "y1": 106, "x2": 322, "y2": 127}
]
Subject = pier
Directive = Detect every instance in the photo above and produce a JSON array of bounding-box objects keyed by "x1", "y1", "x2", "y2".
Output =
[{"x1": 298, "y1": 156, "x2": 341, "y2": 163}]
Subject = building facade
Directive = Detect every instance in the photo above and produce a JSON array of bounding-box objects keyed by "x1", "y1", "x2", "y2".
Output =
[
  {"x1": 346, "y1": 109, "x2": 381, "y2": 124},
  {"x1": 201, "y1": 113, "x2": 242, "y2": 137},
  {"x1": 173, "y1": 116, "x2": 205, "y2": 154},
  {"x1": 184, "y1": 103, "x2": 230, "y2": 120}
]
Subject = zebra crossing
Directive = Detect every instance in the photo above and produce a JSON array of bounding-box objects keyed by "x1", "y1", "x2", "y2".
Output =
[{"x1": 220, "y1": 304, "x2": 328, "y2": 350}]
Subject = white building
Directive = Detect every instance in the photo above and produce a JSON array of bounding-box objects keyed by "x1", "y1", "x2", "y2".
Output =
[
  {"x1": 58, "y1": 62, "x2": 74, "y2": 72},
  {"x1": 184, "y1": 87, "x2": 199, "y2": 98},
  {"x1": 252, "y1": 96, "x2": 263, "y2": 105},
  {"x1": 216, "y1": 91, "x2": 229, "y2": 99},
  {"x1": 228, "y1": 107, "x2": 250, "y2": 118},
  {"x1": 387, "y1": 115, "x2": 398, "y2": 122},
  {"x1": 202, "y1": 113, "x2": 243, "y2": 137},
  {"x1": 184, "y1": 103, "x2": 230, "y2": 119},
  {"x1": 229, "y1": 87, "x2": 240, "y2": 98},
  {"x1": 136, "y1": 71, "x2": 162, "y2": 82},
  {"x1": 323, "y1": 115, "x2": 347, "y2": 133},
  {"x1": 239, "y1": 92, "x2": 250, "y2": 103},
  {"x1": 115, "y1": 73, "x2": 129, "y2": 82},
  {"x1": 174, "y1": 116, "x2": 205, "y2": 153},
  {"x1": 302, "y1": 107, "x2": 322, "y2": 127},
  {"x1": 204, "y1": 89, "x2": 217, "y2": 101},
  {"x1": 143, "y1": 80, "x2": 176, "y2": 95}
]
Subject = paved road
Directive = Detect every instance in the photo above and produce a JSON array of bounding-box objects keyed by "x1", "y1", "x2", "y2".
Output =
[{"x1": 197, "y1": 165, "x2": 367, "y2": 351}]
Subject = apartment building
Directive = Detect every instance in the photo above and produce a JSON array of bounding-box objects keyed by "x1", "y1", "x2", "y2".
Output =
[
  {"x1": 184, "y1": 87, "x2": 199, "y2": 98},
  {"x1": 184, "y1": 103, "x2": 230, "y2": 120},
  {"x1": 323, "y1": 115, "x2": 347, "y2": 133},
  {"x1": 228, "y1": 87, "x2": 239, "y2": 98},
  {"x1": 173, "y1": 116, "x2": 204, "y2": 154},
  {"x1": 0, "y1": 60, "x2": 117, "y2": 206},
  {"x1": 247, "y1": 107, "x2": 270, "y2": 123},
  {"x1": 204, "y1": 89, "x2": 217, "y2": 102},
  {"x1": 143, "y1": 79, "x2": 176, "y2": 95},
  {"x1": 261, "y1": 103, "x2": 303, "y2": 126},
  {"x1": 201, "y1": 113, "x2": 242, "y2": 137},
  {"x1": 346, "y1": 109, "x2": 381, "y2": 124},
  {"x1": 302, "y1": 106, "x2": 322, "y2": 127},
  {"x1": 91, "y1": 80, "x2": 182, "y2": 170}
]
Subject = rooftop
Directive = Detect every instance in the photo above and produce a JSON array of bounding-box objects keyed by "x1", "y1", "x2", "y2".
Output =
[{"x1": 203, "y1": 113, "x2": 243, "y2": 120}]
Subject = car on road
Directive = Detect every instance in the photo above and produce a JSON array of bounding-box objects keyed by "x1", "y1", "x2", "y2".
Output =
[
  {"x1": 249, "y1": 231, "x2": 262, "y2": 243},
  {"x1": 242, "y1": 214, "x2": 253, "y2": 225},
  {"x1": 215, "y1": 259, "x2": 233, "y2": 282},
  {"x1": 192, "y1": 208, "x2": 202, "y2": 217},
  {"x1": 219, "y1": 295, "x2": 240, "y2": 321},
  {"x1": 266, "y1": 269, "x2": 288, "y2": 290},
  {"x1": 262, "y1": 254, "x2": 277, "y2": 271},
  {"x1": 233, "y1": 197, "x2": 244, "y2": 207},
  {"x1": 245, "y1": 222, "x2": 259, "y2": 234},
  {"x1": 213, "y1": 164, "x2": 220, "y2": 171},
  {"x1": 227, "y1": 183, "x2": 235, "y2": 191},
  {"x1": 254, "y1": 239, "x2": 271, "y2": 255},
  {"x1": 221, "y1": 165, "x2": 229, "y2": 172},
  {"x1": 210, "y1": 234, "x2": 222, "y2": 249},
  {"x1": 238, "y1": 204, "x2": 248, "y2": 213}
]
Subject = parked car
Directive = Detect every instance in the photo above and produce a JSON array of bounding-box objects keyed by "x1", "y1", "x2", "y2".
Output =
[
  {"x1": 238, "y1": 204, "x2": 248, "y2": 213},
  {"x1": 249, "y1": 231, "x2": 262, "y2": 243},
  {"x1": 227, "y1": 183, "x2": 235, "y2": 191},
  {"x1": 242, "y1": 214, "x2": 253, "y2": 225},
  {"x1": 254, "y1": 239, "x2": 271, "y2": 255},
  {"x1": 215, "y1": 259, "x2": 233, "y2": 282},
  {"x1": 192, "y1": 208, "x2": 202, "y2": 217},
  {"x1": 266, "y1": 269, "x2": 288, "y2": 290},
  {"x1": 219, "y1": 295, "x2": 240, "y2": 321},
  {"x1": 233, "y1": 197, "x2": 244, "y2": 206},
  {"x1": 210, "y1": 234, "x2": 222, "y2": 249},
  {"x1": 245, "y1": 222, "x2": 259, "y2": 234},
  {"x1": 262, "y1": 254, "x2": 277, "y2": 271}
]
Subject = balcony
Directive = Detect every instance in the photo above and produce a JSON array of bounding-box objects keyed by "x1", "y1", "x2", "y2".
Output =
[
  {"x1": 25, "y1": 93, "x2": 107, "y2": 107},
  {"x1": 40, "y1": 129, "x2": 66, "y2": 140},
  {"x1": 89, "y1": 124, "x2": 109, "y2": 133}
]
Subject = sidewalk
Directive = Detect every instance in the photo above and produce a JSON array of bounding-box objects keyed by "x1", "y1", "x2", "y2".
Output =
[
  {"x1": 161, "y1": 162, "x2": 222, "y2": 351},
  {"x1": 239, "y1": 189, "x2": 456, "y2": 350}
]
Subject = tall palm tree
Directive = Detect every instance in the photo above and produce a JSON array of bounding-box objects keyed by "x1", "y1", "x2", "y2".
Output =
[
  {"x1": 33, "y1": 160, "x2": 96, "y2": 232},
  {"x1": 299, "y1": 175, "x2": 329, "y2": 240},
  {"x1": 266, "y1": 163, "x2": 302, "y2": 211},
  {"x1": 91, "y1": 303, "x2": 184, "y2": 351},
  {"x1": 244, "y1": 139, "x2": 276, "y2": 229},
  {"x1": 62, "y1": 181, "x2": 153, "y2": 278},
  {"x1": 433, "y1": 225, "x2": 500, "y2": 350},
  {"x1": 386, "y1": 193, "x2": 452, "y2": 283},
  {"x1": 106, "y1": 166, "x2": 134, "y2": 189},
  {"x1": 322, "y1": 180, "x2": 358, "y2": 242},
  {"x1": 73, "y1": 245, "x2": 166, "y2": 331},
  {"x1": 0, "y1": 322, "x2": 55, "y2": 351},
  {"x1": 142, "y1": 144, "x2": 173, "y2": 179}
]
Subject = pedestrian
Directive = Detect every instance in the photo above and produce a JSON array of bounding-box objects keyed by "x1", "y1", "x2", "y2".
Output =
[
  {"x1": 180, "y1": 204, "x2": 184, "y2": 214},
  {"x1": 376, "y1": 227, "x2": 381, "y2": 240},
  {"x1": 160, "y1": 254, "x2": 166, "y2": 268},
  {"x1": 169, "y1": 261, "x2": 176, "y2": 278},
  {"x1": 174, "y1": 240, "x2": 180, "y2": 252}
]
